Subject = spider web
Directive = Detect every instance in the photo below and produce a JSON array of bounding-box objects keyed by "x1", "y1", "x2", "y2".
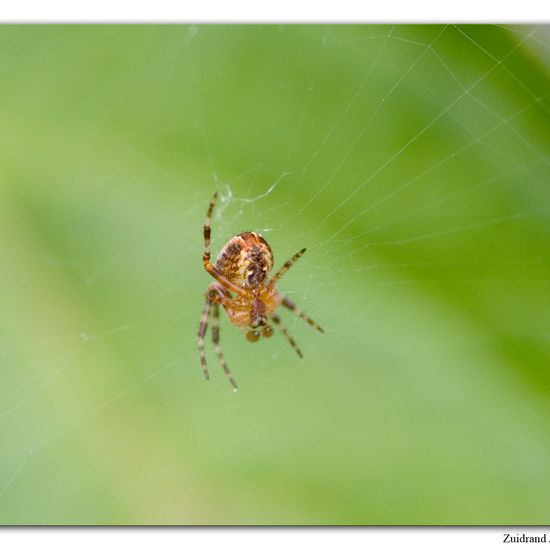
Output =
[{"x1": 0, "y1": 24, "x2": 549, "y2": 524}]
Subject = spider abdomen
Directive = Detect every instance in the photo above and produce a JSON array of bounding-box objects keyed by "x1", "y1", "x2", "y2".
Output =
[{"x1": 215, "y1": 232, "x2": 274, "y2": 289}]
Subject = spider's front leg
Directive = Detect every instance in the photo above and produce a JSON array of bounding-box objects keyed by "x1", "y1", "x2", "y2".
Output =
[
  {"x1": 198, "y1": 294, "x2": 212, "y2": 381},
  {"x1": 282, "y1": 296, "x2": 324, "y2": 333},
  {"x1": 199, "y1": 283, "x2": 239, "y2": 391},
  {"x1": 211, "y1": 302, "x2": 238, "y2": 391},
  {"x1": 198, "y1": 283, "x2": 228, "y2": 381},
  {"x1": 271, "y1": 313, "x2": 303, "y2": 358}
]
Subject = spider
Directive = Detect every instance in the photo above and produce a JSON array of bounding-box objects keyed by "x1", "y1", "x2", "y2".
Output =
[{"x1": 198, "y1": 192, "x2": 323, "y2": 391}]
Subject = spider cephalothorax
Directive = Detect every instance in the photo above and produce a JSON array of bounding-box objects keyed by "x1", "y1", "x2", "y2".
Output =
[{"x1": 198, "y1": 192, "x2": 323, "y2": 390}]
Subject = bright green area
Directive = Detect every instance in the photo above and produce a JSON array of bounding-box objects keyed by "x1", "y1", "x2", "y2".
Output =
[{"x1": 0, "y1": 25, "x2": 549, "y2": 525}]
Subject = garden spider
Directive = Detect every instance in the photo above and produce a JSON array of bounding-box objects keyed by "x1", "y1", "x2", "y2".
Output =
[{"x1": 198, "y1": 192, "x2": 323, "y2": 391}]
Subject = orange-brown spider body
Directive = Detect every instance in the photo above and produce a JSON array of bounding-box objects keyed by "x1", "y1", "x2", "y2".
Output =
[
  {"x1": 214, "y1": 232, "x2": 281, "y2": 328},
  {"x1": 198, "y1": 192, "x2": 323, "y2": 391}
]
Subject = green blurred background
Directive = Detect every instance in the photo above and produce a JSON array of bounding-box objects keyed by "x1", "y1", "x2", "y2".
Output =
[{"x1": 0, "y1": 25, "x2": 549, "y2": 525}]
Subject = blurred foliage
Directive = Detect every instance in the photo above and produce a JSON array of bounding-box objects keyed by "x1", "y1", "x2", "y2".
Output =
[{"x1": 0, "y1": 25, "x2": 549, "y2": 524}]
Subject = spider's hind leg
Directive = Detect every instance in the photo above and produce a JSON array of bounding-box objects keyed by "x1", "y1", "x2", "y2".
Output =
[
  {"x1": 203, "y1": 191, "x2": 217, "y2": 266},
  {"x1": 202, "y1": 192, "x2": 244, "y2": 296},
  {"x1": 269, "y1": 248, "x2": 306, "y2": 288}
]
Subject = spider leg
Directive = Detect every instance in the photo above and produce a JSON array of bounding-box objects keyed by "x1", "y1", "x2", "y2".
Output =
[
  {"x1": 211, "y1": 302, "x2": 238, "y2": 392},
  {"x1": 268, "y1": 248, "x2": 306, "y2": 289},
  {"x1": 203, "y1": 192, "x2": 216, "y2": 264},
  {"x1": 207, "y1": 282, "x2": 233, "y2": 308},
  {"x1": 271, "y1": 313, "x2": 303, "y2": 358},
  {"x1": 282, "y1": 296, "x2": 324, "y2": 333},
  {"x1": 198, "y1": 295, "x2": 212, "y2": 381},
  {"x1": 203, "y1": 192, "x2": 246, "y2": 297}
]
